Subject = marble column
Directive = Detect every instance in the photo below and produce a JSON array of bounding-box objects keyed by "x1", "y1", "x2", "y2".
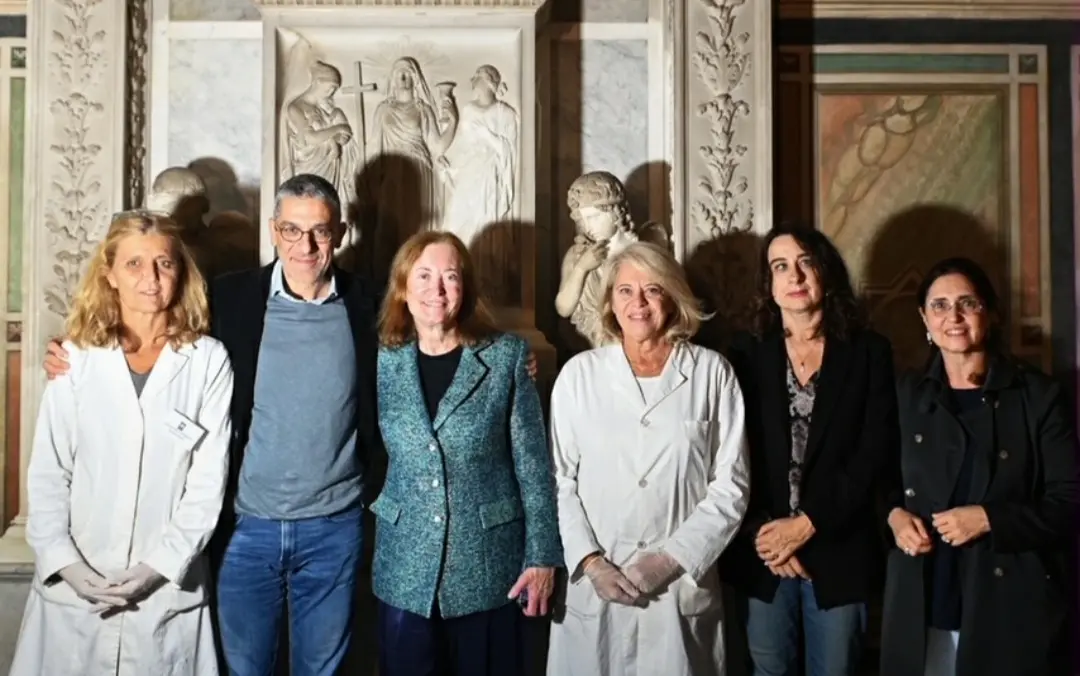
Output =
[
  {"x1": 665, "y1": 0, "x2": 773, "y2": 345},
  {"x1": 0, "y1": 0, "x2": 131, "y2": 566}
]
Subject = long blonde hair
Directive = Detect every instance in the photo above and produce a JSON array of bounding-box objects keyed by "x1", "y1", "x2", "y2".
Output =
[{"x1": 66, "y1": 211, "x2": 209, "y2": 348}]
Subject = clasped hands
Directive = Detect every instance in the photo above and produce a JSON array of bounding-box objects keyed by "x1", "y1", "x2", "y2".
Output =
[
  {"x1": 888, "y1": 505, "x2": 990, "y2": 556},
  {"x1": 755, "y1": 515, "x2": 815, "y2": 580},
  {"x1": 59, "y1": 561, "x2": 165, "y2": 614},
  {"x1": 583, "y1": 550, "x2": 682, "y2": 607}
]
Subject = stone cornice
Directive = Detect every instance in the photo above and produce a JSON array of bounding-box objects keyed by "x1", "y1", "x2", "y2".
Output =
[
  {"x1": 779, "y1": 0, "x2": 1080, "y2": 19},
  {"x1": 252, "y1": 0, "x2": 545, "y2": 7}
]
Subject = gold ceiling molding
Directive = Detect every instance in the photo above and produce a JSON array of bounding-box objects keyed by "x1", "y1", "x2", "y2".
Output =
[
  {"x1": 779, "y1": 0, "x2": 1080, "y2": 19},
  {"x1": 0, "y1": 0, "x2": 26, "y2": 15}
]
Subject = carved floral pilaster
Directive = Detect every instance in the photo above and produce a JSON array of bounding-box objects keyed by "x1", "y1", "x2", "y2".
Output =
[
  {"x1": 3, "y1": 0, "x2": 127, "y2": 553},
  {"x1": 667, "y1": 0, "x2": 772, "y2": 346}
]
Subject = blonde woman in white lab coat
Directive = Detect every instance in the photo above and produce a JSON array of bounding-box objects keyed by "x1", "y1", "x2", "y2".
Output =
[
  {"x1": 547, "y1": 241, "x2": 750, "y2": 676},
  {"x1": 9, "y1": 211, "x2": 233, "y2": 676}
]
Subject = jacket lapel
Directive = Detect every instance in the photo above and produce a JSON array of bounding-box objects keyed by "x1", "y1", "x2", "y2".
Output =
[
  {"x1": 804, "y1": 334, "x2": 852, "y2": 467},
  {"x1": 760, "y1": 332, "x2": 793, "y2": 484},
  {"x1": 139, "y1": 343, "x2": 191, "y2": 401},
  {"x1": 607, "y1": 343, "x2": 690, "y2": 416},
  {"x1": 432, "y1": 341, "x2": 491, "y2": 432}
]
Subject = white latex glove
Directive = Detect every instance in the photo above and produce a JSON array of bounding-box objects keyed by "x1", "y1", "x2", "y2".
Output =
[
  {"x1": 583, "y1": 556, "x2": 641, "y2": 606},
  {"x1": 105, "y1": 563, "x2": 165, "y2": 602},
  {"x1": 623, "y1": 550, "x2": 683, "y2": 595},
  {"x1": 58, "y1": 562, "x2": 128, "y2": 609}
]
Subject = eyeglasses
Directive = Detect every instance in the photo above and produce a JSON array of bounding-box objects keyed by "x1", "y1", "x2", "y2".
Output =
[
  {"x1": 275, "y1": 224, "x2": 335, "y2": 243},
  {"x1": 926, "y1": 296, "x2": 984, "y2": 316}
]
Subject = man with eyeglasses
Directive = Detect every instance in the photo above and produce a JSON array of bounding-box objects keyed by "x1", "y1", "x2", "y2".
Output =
[{"x1": 206, "y1": 172, "x2": 380, "y2": 676}]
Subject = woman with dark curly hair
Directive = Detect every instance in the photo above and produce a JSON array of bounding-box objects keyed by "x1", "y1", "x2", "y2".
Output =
[{"x1": 719, "y1": 222, "x2": 900, "y2": 676}]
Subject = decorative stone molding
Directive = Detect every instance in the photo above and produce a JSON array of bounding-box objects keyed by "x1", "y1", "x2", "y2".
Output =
[
  {"x1": 253, "y1": 0, "x2": 545, "y2": 7},
  {"x1": 666, "y1": 0, "x2": 772, "y2": 343},
  {"x1": 779, "y1": 0, "x2": 1080, "y2": 19},
  {"x1": 1, "y1": 0, "x2": 127, "y2": 562},
  {"x1": 125, "y1": 0, "x2": 149, "y2": 209}
]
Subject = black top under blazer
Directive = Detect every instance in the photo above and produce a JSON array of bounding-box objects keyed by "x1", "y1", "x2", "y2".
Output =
[{"x1": 718, "y1": 328, "x2": 900, "y2": 609}]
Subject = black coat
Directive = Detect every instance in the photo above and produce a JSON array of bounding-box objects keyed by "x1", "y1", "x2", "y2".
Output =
[
  {"x1": 718, "y1": 328, "x2": 900, "y2": 609},
  {"x1": 880, "y1": 354, "x2": 1079, "y2": 676}
]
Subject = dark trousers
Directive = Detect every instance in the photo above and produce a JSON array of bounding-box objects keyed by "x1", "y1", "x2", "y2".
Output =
[{"x1": 377, "y1": 599, "x2": 524, "y2": 676}]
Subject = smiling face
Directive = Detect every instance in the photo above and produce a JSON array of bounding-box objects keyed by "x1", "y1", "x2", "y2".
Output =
[
  {"x1": 105, "y1": 231, "x2": 180, "y2": 316},
  {"x1": 405, "y1": 242, "x2": 463, "y2": 332},
  {"x1": 611, "y1": 261, "x2": 668, "y2": 342},
  {"x1": 269, "y1": 196, "x2": 342, "y2": 290},
  {"x1": 921, "y1": 272, "x2": 989, "y2": 355},
  {"x1": 767, "y1": 234, "x2": 823, "y2": 315}
]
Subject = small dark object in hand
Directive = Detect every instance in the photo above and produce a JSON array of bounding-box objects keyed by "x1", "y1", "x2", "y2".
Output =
[{"x1": 517, "y1": 590, "x2": 529, "y2": 608}]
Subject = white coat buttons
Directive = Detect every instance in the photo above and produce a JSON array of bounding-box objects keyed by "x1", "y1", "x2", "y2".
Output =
[
  {"x1": 641, "y1": 419, "x2": 650, "y2": 427},
  {"x1": 637, "y1": 541, "x2": 647, "y2": 549},
  {"x1": 638, "y1": 479, "x2": 648, "y2": 488}
]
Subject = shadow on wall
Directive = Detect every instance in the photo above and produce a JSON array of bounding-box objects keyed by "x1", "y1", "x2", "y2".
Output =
[
  {"x1": 685, "y1": 229, "x2": 764, "y2": 353},
  {"x1": 172, "y1": 157, "x2": 262, "y2": 277},
  {"x1": 341, "y1": 152, "x2": 432, "y2": 287},
  {"x1": 863, "y1": 203, "x2": 1004, "y2": 372}
]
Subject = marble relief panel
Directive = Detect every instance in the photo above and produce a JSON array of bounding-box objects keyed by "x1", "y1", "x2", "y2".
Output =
[
  {"x1": 167, "y1": 38, "x2": 263, "y2": 224},
  {"x1": 170, "y1": 0, "x2": 260, "y2": 21}
]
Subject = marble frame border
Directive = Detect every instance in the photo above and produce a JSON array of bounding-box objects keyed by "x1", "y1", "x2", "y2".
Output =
[
  {"x1": 779, "y1": 0, "x2": 1080, "y2": 20},
  {"x1": 1072, "y1": 45, "x2": 1080, "y2": 418},
  {"x1": 147, "y1": 11, "x2": 265, "y2": 183}
]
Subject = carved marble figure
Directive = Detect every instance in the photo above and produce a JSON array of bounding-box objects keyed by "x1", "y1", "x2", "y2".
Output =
[
  {"x1": 442, "y1": 65, "x2": 519, "y2": 246},
  {"x1": 281, "y1": 60, "x2": 359, "y2": 211},
  {"x1": 555, "y1": 171, "x2": 668, "y2": 347}
]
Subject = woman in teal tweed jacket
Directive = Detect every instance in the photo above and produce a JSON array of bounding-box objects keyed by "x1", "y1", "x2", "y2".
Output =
[{"x1": 370, "y1": 230, "x2": 563, "y2": 676}]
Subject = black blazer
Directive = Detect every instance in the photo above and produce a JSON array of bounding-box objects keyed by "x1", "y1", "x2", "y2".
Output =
[
  {"x1": 880, "y1": 355, "x2": 1079, "y2": 676},
  {"x1": 718, "y1": 328, "x2": 900, "y2": 609},
  {"x1": 207, "y1": 264, "x2": 383, "y2": 518}
]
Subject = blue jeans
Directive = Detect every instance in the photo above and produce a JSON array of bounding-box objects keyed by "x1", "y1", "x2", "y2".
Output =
[
  {"x1": 215, "y1": 506, "x2": 363, "y2": 676},
  {"x1": 747, "y1": 578, "x2": 867, "y2": 676}
]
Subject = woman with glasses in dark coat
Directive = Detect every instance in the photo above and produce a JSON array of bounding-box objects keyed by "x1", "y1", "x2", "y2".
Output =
[{"x1": 880, "y1": 257, "x2": 1079, "y2": 676}]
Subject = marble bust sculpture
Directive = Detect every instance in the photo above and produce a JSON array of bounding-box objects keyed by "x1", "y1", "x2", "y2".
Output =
[{"x1": 555, "y1": 170, "x2": 668, "y2": 347}]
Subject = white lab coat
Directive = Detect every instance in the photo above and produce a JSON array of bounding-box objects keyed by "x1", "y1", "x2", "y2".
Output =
[
  {"x1": 546, "y1": 342, "x2": 750, "y2": 676},
  {"x1": 10, "y1": 337, "x2": 233, "y2": 676}
]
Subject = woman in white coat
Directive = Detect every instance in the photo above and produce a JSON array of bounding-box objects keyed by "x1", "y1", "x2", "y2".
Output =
[
  {"x1": 9, "y1": 211, "x2": 233, "y2": 676},
  {"x1": 547, "y1": 241, "x2": 750, "y2": 676}
]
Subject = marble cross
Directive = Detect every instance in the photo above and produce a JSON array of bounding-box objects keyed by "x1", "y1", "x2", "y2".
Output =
[{"x1": 339, "y1": 62, "x2": 378, "y2": 166}]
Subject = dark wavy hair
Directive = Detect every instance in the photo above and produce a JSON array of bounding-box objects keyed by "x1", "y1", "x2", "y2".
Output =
[
  {"x1": 916, "y1": 256, "x2": 1003, "y2": 354},
  {"x1": 752, "y1": 222, "x2": 867, "y2": 340}
]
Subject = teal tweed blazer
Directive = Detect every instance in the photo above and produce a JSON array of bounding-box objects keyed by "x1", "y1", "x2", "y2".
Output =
[{"x1": 370, "y1": 332, "x2": 563, "y2": 619}]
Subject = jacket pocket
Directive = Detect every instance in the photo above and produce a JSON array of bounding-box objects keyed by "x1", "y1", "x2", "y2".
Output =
[
  {"x1": 369, "y1": 494, "x2": 402, "y2": 525},
  {"x1": 479, "y1": 497, "x2": 524, "y2": 529}
]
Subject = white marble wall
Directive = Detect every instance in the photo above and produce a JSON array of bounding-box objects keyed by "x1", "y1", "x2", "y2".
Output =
[
  {"x1": 551, "y1": 39, "x2": 650, "y2": 257},
  {"x1": 166, "y1": 37, "x2": 262, "y2": 223}
]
